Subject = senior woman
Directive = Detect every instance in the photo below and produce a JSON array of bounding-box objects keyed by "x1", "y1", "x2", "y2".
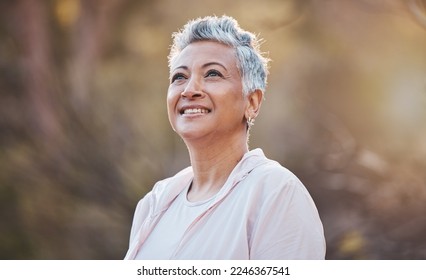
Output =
[{"x1": 125, "y1": 15, "x2": 326, "y2": 260}]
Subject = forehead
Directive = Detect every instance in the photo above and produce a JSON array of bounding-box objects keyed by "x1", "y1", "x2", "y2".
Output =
[{"x1": 171, "y1": 41, "x2": 238, "y2": 70}]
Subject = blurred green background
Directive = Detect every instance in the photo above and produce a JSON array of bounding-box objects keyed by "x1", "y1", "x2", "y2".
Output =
[{"x1": 1, "y1": 0, "x2": 426, "y2": 259}]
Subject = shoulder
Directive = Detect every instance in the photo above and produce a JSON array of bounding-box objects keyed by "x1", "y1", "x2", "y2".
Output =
[
  {"x1": 249, "y1": 158, "x2": 304, "y2": 192},
  {"x1": 129, "y1": 166, "x2": 193, "y2": 239},
  {"x1": 134, "y1": 166, "x2": 193, "y2": 216},
  {"x1": 242, "y1": 157, "x2": 317, "y2": 211}
]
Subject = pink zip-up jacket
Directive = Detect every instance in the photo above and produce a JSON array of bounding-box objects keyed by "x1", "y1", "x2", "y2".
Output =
[{"x1": 124, "y1": 149, "x2": 326, "y2": 259}]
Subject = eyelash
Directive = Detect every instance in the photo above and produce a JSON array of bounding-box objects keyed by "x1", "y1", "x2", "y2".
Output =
[
  {"x1": 205, "y1": 69, "x2": 223, "y2": 78},
  {"x1": 171, "y1": 69, "x2": 223, "y2": 83},
  {"x1": 171, "y1": 73, "x2": 186, "y2": 83}
]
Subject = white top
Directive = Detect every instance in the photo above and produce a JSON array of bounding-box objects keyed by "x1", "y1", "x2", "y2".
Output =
[
  {"x1": 125, "y1": 148, "x2": 326, "y2": 260},
  {"x1": 136, "y1": 182, "x2": 215, "y2": 259}
]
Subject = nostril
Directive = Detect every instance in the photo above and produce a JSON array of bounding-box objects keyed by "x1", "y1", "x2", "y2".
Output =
[{"x1": 181, "y1": 90, "x2": 203, "y2": 99}]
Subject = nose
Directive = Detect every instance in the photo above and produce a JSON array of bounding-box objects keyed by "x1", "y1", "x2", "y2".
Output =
[{"x1": 181, "y1": 76, "x2": 204, "y2": 99}]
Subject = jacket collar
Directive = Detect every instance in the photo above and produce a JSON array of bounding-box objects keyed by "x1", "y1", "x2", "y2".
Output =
[{"x1": 150, "y1": 148, "x2": 268, "y2": 217}]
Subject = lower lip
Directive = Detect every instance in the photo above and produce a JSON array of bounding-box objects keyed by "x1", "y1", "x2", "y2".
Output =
[{"x1": 181, "y1": 112, "x2": 209, "y2": 117}]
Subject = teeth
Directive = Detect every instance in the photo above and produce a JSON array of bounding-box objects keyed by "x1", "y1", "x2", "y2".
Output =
[{"x1": 183, "y1": 108, "x2": 209, "y2": 114}]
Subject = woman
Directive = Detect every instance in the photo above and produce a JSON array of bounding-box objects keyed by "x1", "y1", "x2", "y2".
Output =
[{"x1": 125, "y1": 15, "x2": 326, "y2": 259}]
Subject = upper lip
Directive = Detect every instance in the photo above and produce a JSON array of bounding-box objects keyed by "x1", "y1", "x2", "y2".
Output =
[{"x1": 179, "y1": 105, "x2": 211, "y2": 114}]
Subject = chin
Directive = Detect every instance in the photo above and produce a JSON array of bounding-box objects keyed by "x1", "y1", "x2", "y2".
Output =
[
  {"x1": 175, "y1": 126, "x2": 212, "y2": 141},
  {"x1": 177, "y1": 131, "x2": 206, "y2": 141}
]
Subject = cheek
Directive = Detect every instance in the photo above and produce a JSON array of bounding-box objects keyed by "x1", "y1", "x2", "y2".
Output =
[
  {"x1": 166, "y1": 97, "x2": 174, "y2": 119},
  {"x1": 226, "y1": 88, "x2": 246, "y2": 109},
  {"x1": 166, "y1": 88, "x2": 179, "y2": 121},
  {"x1": 167, "y1": 85, "x2": 176, "y2": 105}
]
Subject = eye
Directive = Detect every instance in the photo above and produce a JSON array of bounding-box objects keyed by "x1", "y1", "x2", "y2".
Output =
[
  {"x1": 171, "y1": 73, "x2": 186, "y2": 83},
  {"x1": 205, "y1": 69, "x2": 223, "y2": 78}
]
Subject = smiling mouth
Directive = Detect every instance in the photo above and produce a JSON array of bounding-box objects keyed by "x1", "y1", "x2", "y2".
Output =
[{"x1": 181, "y1": 108, "x2": 211, "y2": 115}]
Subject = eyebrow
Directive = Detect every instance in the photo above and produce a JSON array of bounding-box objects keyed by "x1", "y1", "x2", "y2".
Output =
[
  {"x1": 202, "y1": 62, "x2": 227, "y2": 71},
  {"x1": 172, "y1": 62, "x2": 228, "y2": 72}
]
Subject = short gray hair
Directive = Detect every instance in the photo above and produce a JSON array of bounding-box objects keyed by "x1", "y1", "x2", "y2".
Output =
[{"x1": 168, "y1": 15, "x2": 270, "y2": 96}]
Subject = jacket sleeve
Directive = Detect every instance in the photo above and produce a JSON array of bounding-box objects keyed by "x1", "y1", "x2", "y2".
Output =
[
  {"x1": 128, "y1": 193, "x2": 152, "y2": 247},
  {"x1": 249, "y1": 172, "x2": 326, "y2": 259}
]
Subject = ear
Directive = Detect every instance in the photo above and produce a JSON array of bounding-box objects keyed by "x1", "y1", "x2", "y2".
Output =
[{"x1": 245, "y1": 89, "x2": 263, "y2": 119}]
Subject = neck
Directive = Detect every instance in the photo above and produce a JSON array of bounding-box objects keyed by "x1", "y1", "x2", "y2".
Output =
[{"x1": 184, "y1": 134, "x2": 249, "y2": 202}]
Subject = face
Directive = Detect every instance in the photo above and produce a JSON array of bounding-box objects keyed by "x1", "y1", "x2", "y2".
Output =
[{"x1": 167, "y1": 41, "x2": 249, "y2": 143}]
